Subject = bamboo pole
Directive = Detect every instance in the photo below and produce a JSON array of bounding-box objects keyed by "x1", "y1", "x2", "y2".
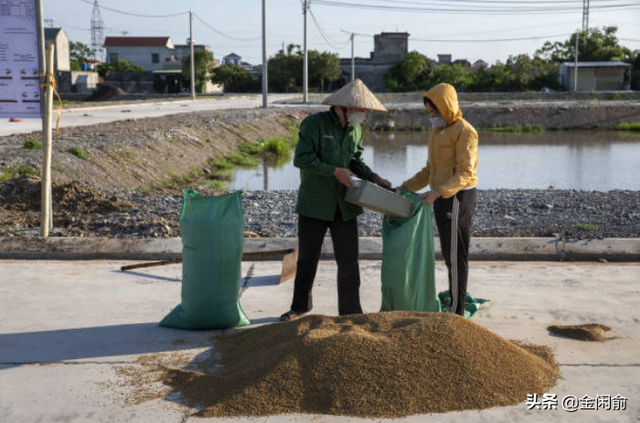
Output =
[{"x1": 41, "y1": 43, "x2": 54, "y2": 238}]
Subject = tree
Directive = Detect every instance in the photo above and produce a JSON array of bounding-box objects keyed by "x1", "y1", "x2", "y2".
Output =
[
  {"x1": 69, "y1": 41, "x2": 93, "y2": 70},
  {"x1": 182, "y1": 51, "x2": 216, "y2": 94},
  {"x1": 425, "y1": 63, "x2": 469, "y2": 90},
  {"x1": 631, "y1": 53, "x2": 640, "y2": 90},
  {"x1": 308, "y1": 50, "x2": 341, "y2": 92},
  {"x1": 536, "y1": 26, "x2": 633, "y2": 63},
  {"x1": 268, "y1": 44, "x2": 302, "y2": 92},
  {"x1": 96, "y1": 60, "x2": 144, "y2": 77},
  {"x1": 384, "y1": 51, "x2": 431, "y2": 92},
  {"x1": 212, "y1": 64, "x2": 260, "y2": 92},
  {"x1": 453, "y1": 59, "x2": 471, "y2": 68},
  {"x1": 528, "y1": 57, "x2": 560, "y2": 91}
]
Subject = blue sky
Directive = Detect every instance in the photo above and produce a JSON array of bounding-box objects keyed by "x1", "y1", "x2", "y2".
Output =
[{"x1": 45, "y1": 0, "x2": 640, "y2": 65}]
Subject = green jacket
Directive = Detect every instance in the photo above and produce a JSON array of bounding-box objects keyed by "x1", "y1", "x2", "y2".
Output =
[{"x1": 294, "y1": 109, "x2": 377, "y2": 221}]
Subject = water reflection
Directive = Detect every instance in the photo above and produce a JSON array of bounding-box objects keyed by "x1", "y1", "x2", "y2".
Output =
[{"x1": 230, "y1": 131, "x2": 640, "y2": 191}]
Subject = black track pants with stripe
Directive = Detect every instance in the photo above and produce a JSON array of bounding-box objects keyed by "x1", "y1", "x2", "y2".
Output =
[{"x1": 433, "y1": 188, "x2": 477, "y2": 316}]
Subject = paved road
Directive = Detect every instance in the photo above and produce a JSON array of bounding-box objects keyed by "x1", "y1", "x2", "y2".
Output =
[
  {"x1": 0, "y1": 259, "x2": 638, "y2": 422},
  {"x1": 0, "y1": 94, "x2": 312, "y2": 136}
]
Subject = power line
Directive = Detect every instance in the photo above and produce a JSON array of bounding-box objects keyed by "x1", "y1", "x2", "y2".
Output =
[
  {"x1": 193, "y1": 13, "x2": 262, "y2": 42},
  {"x1": 311, "y1": 0, "x2": 640, "y2": 14},
  {"x1": 77, "y1": 0, "x2": 188, "y2": 18},
  {"x1": 344, "y1": 0, "x2": 635, "y2": 5},
  {"x1": 308, "y1": 8, "x2": 350, "y2": 50},
  {"x1": 412, "y1": 33, "x2": 572, "y2": 43}
]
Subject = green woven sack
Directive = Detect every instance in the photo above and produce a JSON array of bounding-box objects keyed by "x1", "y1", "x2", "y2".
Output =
[
  {"x1": 160, "y1": 189, "x2": 250, "y2": 330},
  {"x1": 381, "y1": 192, "x2": 440, "y2": 312}
]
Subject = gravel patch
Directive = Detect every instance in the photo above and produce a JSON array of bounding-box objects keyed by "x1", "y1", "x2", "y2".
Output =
[{"x1": 2, "y1": 182, "x2": 638, "y2": 239}]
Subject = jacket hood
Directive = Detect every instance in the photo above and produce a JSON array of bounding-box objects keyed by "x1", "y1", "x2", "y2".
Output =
[{"x1": 424, "y1": 83, "x2": 461, "y2": 125}]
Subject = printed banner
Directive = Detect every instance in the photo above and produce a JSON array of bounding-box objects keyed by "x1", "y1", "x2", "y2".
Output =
[{"x1": 0, "y1": 0, "x2": 41, "y2": 118}]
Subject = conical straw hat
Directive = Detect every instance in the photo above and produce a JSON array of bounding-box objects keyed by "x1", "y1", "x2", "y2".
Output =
[{"x1": 322, "y1": 79, "x2": 387, "y2": 112}]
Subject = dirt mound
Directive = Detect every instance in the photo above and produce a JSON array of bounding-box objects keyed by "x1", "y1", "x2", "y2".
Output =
[
  {"x1": 0, "y1": 175, "x2": 131, "y2": 214},
  {"x1": 85, "y1": 84, "x2": 126, "y2": 101},
  {"x1": 548, "y1": 323, "x2": 613, "y2": 342},
  {"x1": 161, "y1": 312, "x2": 559, "y2": 418}
]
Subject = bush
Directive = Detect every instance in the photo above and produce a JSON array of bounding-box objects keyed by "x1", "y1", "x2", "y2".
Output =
[
  {"x1": 616, "y1": 122, "x2": 640, "y2": 131},
  {"x1": 97, "y1": 60, "x2": 144, "y2": 77},
  {"x1": 69, "y1": 146, "x2": 87, "y2": 159},
  {"x1": 261, "y1": 138, "x2": 292, "y2": 156},
  {"x1": 23, "y1": 136, "x2": 42, "y2": 150}
]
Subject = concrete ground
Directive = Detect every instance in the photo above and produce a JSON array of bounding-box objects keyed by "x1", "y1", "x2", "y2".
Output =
[{"x1": 0, "y1": 259, "x2": 638, "y2": 423}]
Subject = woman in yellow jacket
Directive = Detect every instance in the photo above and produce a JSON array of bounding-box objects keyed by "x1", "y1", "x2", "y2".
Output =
[{"x1": 399, "y1": 83, "x2": 478, "y2": 316}]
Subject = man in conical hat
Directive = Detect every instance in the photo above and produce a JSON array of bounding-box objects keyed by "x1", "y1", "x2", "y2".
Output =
[{"x1": 280, "y1": 79, "x2": 391, "y2": 321}]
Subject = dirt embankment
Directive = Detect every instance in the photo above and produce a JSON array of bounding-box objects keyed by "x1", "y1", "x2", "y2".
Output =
[
  {"x1": 0, "y1": 109, "x2": 305, "y2": 192},
  {"x1": 374, "y1": 101, "x2": 640, "y2": 130}
]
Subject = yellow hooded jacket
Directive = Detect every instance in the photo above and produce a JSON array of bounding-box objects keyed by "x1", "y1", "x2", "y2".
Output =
[{"x1": 402, "y1": 83, "x2": 478, "y2": 198}]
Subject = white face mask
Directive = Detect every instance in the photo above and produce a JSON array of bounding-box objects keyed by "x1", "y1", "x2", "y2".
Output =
[
  {"x1": 348, "y1": 111, "x2": 367, "y2": 126},
  {"x1": 429, "y1": 116, "x2": 446, "y2": 128}
]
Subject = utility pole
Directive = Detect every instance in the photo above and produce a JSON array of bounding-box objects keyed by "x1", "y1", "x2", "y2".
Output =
[
  {"x1": 574, "y1": 30, "x2": 579, "y2": 92},
  {"x1": 189, "y1": 11, "x2": 196, "y2": 100},
  {"x1": 341, "y1": 30, "x2": 356, "y2": 81},
  {"x1": 262, "y1": 0, "x2": 268, "y2": 108},
  {"x1": 582, "y1": 0, "x2": 590, "y2": 32},
  {"x1": 350, "y1": 33, "x2": 355, "y2": 81},
  {"x1": 302, "y1": 0, "x2": 309, "y2": 103}
]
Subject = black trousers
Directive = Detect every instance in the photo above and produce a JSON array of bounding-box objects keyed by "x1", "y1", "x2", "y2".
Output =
[
  {"x1": 433, "y1": 188, "x2": 477, "y2": 316},
  {"x1": 290, "y1": 210, "x2": 363, "y2": 316}
]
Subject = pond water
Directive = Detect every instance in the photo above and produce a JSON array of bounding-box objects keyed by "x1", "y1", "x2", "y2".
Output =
[{"x1": 228, "y1": 131, "x2": 640, "y2": 191}]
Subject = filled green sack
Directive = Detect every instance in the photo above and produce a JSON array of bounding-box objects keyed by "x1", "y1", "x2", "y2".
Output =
[
  {"x1": 160, "y1": 189, "x2": 250, "y2": 330},
  {"x1": 381, "y1": 192, "x2": 440, "y2": 312}
]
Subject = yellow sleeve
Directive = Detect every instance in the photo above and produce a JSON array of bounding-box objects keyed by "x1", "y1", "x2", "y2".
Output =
[
  {"x1": 402, "y1": 164, "x2": 430, "y2": 193},
  {"x1": 438, "y1": 127, "x2": 478, "y2": 198}
]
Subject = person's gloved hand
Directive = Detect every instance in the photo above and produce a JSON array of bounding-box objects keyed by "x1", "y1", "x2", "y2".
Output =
[
  {"x1": 333, "y1": 167, "x2": 356, "y2": 187},
  {"x1": 372, "y1": 175, "x2": 392, "y2": 189}
]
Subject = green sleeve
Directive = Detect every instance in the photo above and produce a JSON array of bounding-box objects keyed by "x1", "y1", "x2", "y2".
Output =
[
  {"x1": 348, "y1": 129, "x2": 377, "y2": 181},
  {"x1": 293, "y1": 116, "x2": 336, "y2": 178}
]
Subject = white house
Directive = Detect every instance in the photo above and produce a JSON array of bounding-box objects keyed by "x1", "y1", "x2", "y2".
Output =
[
  {"x1": 104, "y1": 37, "x2": 175, "y2": 71},
  {"x1": 559, "y1": 61, "x2": 631, "y2": 91},
  {"x1": 222, "y1": 53, "x2": 242, "y2": 66},
  {"x1": 222, "y1": 53, "x2": 255, "y2": 73}
]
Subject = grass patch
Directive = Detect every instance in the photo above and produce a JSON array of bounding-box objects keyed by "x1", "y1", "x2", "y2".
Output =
[
  {"x1": 226, "y1": 151, "x2": 258, "y2": 166},
  {"x1": 0, "y1": 164, "x2": 39, "y2": 181},
  {"x1": 209, "y1": 157, "x2": 234, "y2": 170},
  {"x1": 69, "y1": 146, "x2": 87, "y2": 159},
  {"x1": 208, "y1": 180, "x2": 227, "y2": 190},
  {"x1": 23, "y1": 136, "x2": 42, "y2": 150},
  {"x1": 240, "y1": 141, "x2": 264, "y2": 156},
  {"x1": 615, "y1": 122, "x2": 640, "y2": 131},
  {"x1": 486, "y1": 124, "x2": 544, "y2": 133},
  {"x1": 573, "y1": 223, "x2": 596, "y2": 231},
  {"x1": 261, "y1": 137, "x2": 292, "y2": 157}
]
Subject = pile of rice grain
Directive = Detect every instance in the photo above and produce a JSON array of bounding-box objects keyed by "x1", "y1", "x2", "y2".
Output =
[{"x1": 162, "y1": 311, "x2": 559, "y2": 418}]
